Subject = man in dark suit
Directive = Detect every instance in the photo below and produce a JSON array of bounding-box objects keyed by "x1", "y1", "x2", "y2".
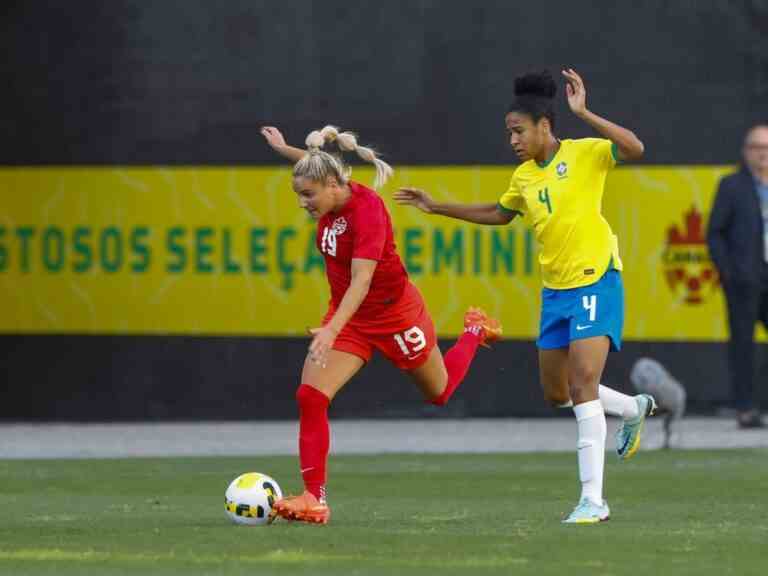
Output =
[{"x1": 707, "y1": 124, "x2": 768, "y2": 429}]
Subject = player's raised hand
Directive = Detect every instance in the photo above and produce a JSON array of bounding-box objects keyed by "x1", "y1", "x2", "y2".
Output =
[
  {"x1": 260, "y1": 126, "x2": 287, "y2": 151},
  {"x1": 562, "y1": 68, "x2": 587, "y2": 117},
  {"x1": 393, "y1": 187, "x2": 436, "y2": 214}
]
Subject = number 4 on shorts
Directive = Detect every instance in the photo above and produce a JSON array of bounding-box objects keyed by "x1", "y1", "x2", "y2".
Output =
[{"x1": 582, "y1": 295, "x2": 597, "y2": 322}]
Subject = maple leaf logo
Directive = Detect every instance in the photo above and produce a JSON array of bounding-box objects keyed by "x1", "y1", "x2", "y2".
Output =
[{"x1": 662, "y1": 206, "x2": 719, "y2": 304}]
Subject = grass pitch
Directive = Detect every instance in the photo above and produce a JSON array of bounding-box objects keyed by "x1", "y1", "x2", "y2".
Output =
[{"x1": 1, "y1": 450, "x2": 766, "y2": 575}]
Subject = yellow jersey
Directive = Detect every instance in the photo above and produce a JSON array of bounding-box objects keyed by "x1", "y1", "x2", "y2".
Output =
[{"x1": 498, "y1": 138, "x2": 622, "y2": 290}]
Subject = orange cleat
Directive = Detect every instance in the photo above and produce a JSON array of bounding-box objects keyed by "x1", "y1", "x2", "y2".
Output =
[
  {"x1": 463, "y1": 306, "x2": 503, "y2": 347},
  {"x1": 271, "y1": 491, "x2": 331, "y2": 525}
]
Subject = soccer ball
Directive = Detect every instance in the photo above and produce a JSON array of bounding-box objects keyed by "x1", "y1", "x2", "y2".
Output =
[{"x1": 224, "y1": 472, "x2": 283, "y2": 526}]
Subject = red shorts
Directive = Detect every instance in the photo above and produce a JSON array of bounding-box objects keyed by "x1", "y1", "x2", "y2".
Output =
[{"x1": 322, "y1": 282, "x2": 437, "y2": 370}]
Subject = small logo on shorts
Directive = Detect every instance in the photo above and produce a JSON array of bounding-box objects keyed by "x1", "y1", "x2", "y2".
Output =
[{"x1": 576, "y1": 324, "x2": 592, "y2": 331}]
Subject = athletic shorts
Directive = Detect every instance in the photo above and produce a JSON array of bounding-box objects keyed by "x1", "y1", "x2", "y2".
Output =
[
  {"x1": 537, "y1": 268, "x2": 624, "y2": 351},
  {"x1": 322, "y1": 282, "x2": 437, "y2": 370}
]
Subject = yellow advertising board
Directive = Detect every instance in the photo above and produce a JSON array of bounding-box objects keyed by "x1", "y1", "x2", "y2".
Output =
[{"x1": 0, "y1": 165, "x2": 747, "y2": 340}]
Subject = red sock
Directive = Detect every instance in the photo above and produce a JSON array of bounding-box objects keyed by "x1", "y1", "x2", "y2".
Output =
[
  {"x1": 430, "y1": 328, "x2": 482, "y2": 406},
  {"x1": 296, "y1": 384, "x2": 330, "y2": 502}
]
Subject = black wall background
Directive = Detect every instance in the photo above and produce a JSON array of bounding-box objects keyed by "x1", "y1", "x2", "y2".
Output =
[
  {"x1": 5, "y1": 336, "x2": 767, "y2": 421},
  {"x1": 2, "y1": 1, "x2": 768, "y2": 420},
  {"x1": 2, "y1": 0, "x2": 767, "y2": 166}
]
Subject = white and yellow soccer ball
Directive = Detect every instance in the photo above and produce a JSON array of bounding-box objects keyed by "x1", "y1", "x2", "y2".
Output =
[{"x1": 224, "y1": 472, "x2": 282, "y2": 526}]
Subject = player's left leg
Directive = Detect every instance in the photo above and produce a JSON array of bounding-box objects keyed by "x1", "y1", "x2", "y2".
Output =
[
  {"x1": 562, "y1": 335, "x2": 611, "y2": 524},
  {"x1": 407, "y1": 307, "x2": 501, "y2": 405},
  {"x1": 557, "y1": 381, "x2": 655, "y2": 451},
  {"x1": 373, "y1": 283, "x2": 500, "y2": 405},
  {"x1": 567, "y1": 269, "x2": 656, "y2": 458}
]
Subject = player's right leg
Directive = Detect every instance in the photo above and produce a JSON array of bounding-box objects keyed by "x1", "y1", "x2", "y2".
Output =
[
  {"x1": 539, "y1": 346, "x2": 608, "y2": 523},
  {"x1": 562, "y1": 336, "x2": 610, "y2": 524},
  {"x1": 539, "y1": 346, "x2": 609, "y2": 524},
  {"x1": 272, "y1": 348, "x2": 365, "y2": 525},
  {"x1": 538, "y1": 347, "x2": 571, "y2": 407},
  {"x1": 538, "y1": 289, "x2": 610, "y2": 524}
]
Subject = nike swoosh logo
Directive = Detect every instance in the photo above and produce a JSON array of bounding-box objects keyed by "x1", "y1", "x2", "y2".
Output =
[
  {"x1": 576, "y1": 324, "x2": 592, "y2": 331},
  {"x1": 407, "y1": 353, "x2": 423, "y2": 360},
  {"x1": 300, "y1": 467, "x2": 315, "y2": 474},
  {"x1": 618, "y1": 435, "x2": 631, "y2": 455}
]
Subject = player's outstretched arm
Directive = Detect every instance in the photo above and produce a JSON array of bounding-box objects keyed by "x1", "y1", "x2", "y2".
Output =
[
  {"x1": 562, "y1": 68, "x2": 644, "y2": 161},
  {"x1": 394, "y1": 187, "x2": 515, "y2": 225},
  {"x1": 260, "y1": 126, "x2": 307, "y2": 163}
]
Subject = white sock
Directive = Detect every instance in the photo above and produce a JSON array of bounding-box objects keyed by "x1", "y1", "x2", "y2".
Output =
[
  {"x1": 557, "y1": 386, "x2": 638, "y2": 419},
  {"x1": 574, "y1": 400, "x2": 606, "y2": 506},
  {"x1": 598, "y1": 384, "x2": 639, "y2": 419}
]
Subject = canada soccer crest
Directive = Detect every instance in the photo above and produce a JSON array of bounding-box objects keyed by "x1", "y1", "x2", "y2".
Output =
[
  {"x1": 662, "y1": 206, "x2": 718, "y2": 304},
  {"x1": 331, "y1": 217, "x2": 347, "y2": 235}
]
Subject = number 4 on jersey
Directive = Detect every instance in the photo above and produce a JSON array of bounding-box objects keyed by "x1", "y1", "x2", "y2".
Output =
[{"x1": 538, "y1": 187, "x2": 552, "y2": 214}]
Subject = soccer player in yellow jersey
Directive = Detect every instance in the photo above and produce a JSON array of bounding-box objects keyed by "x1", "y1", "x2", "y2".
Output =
[{"x1": 395, "y1": 69, "x2": 656, "y2": 524}]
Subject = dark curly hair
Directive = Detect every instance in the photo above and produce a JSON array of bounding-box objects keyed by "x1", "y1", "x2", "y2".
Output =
[{"x1": 508, "y1": 71, "x2": 557, "y2": 130}]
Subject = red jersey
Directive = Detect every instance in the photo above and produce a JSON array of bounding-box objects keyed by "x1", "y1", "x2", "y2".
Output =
[{"x1": 317, "y1": 181, "x2": 408, "y2": 319}]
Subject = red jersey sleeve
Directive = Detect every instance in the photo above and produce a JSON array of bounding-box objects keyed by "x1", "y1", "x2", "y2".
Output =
[{"x1": 351, "y1": 195, "x2": 387, "y2": 261}]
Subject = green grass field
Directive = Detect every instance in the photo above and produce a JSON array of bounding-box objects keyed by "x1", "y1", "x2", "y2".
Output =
[{"x1": 1, "y1": 450, "x2": 766, "y2": 575}]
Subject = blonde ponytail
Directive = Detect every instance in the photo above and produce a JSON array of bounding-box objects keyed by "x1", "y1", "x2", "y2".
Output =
[{"x1": 296, "y1": 124, "x2": 393, "y2": 190}]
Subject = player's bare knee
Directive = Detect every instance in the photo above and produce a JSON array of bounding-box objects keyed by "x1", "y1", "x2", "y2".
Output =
[{"x1": 570, "y1": 363, "x2": 601, "y2": 389}]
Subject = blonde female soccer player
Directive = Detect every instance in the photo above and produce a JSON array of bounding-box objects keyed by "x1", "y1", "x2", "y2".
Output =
[
  {"x1": 260, "y1": 125, "x2": 501, "y2": 524},
  {"x1": 394, "y1": 69, "x2": 655, "y2": 524}
]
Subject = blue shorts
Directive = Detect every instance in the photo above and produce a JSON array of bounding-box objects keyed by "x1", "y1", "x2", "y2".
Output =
[{"x1": 537, "y1": 269, "x2": 624, "y2": 351}]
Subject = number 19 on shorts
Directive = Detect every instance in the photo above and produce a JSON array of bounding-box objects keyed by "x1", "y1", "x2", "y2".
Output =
[{"x1": 394, "y1": 327, "x2": 426, "y2": 357}]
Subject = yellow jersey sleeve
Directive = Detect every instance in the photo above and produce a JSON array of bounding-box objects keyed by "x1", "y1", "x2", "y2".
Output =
[
  {"x1": 497, "y1": 176, "x2": 525, "y2": 215},
  {"x1": 590, "y1": 138, "x2": 620, "y2": 170}
]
